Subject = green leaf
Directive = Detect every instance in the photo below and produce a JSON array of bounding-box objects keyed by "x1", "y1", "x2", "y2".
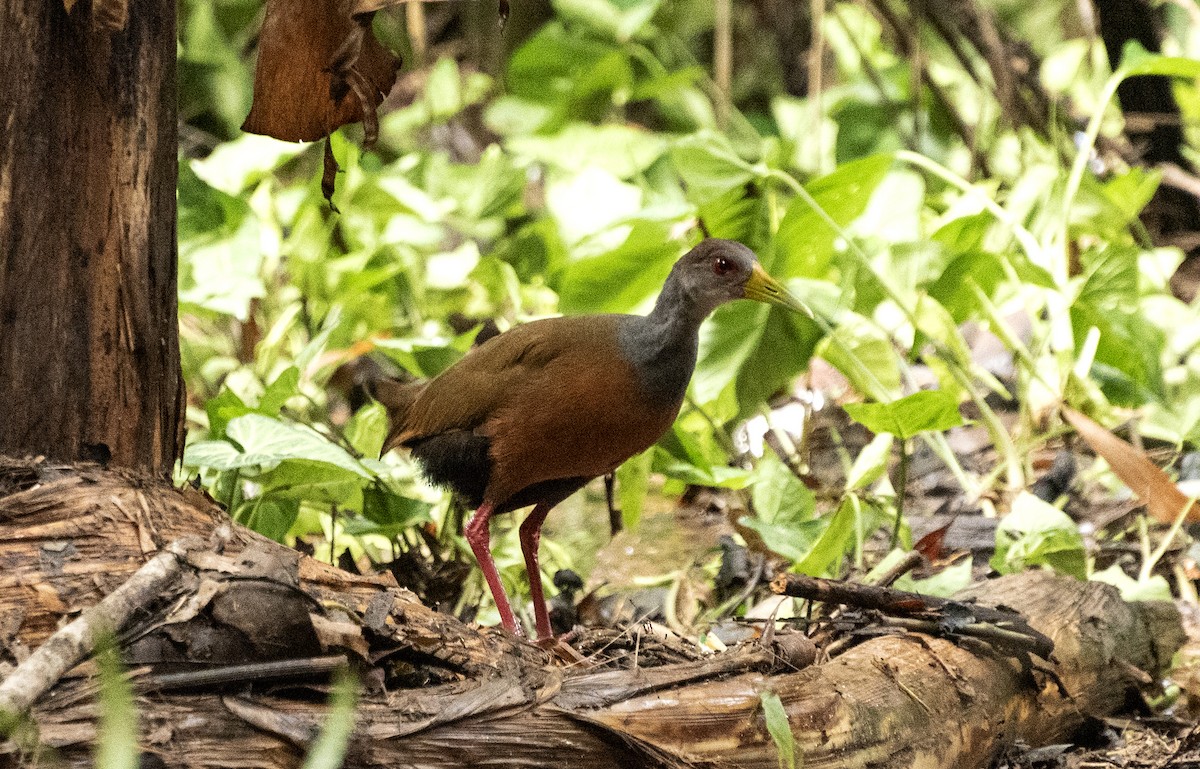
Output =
[
  {"x1": 260, "y1": 367, "x2": 300, "y2": 416},
  {"x1": 991, "y1": 492, "x2": 1086, "y2": 579},
  {"x1": 894, "y1": 557, "x2": 973, "y2": 597},
  {"x1": 233, "y1": 497, "x2": 301, "y2": 542},
  {"x1": 1091, "y1": 563, "x2": 1172, "y2": 602},
  {"x1": 1119, "y1": 41, "x2": 1200, "y2": 79},
  {"x1": 792, "y1": 496, "x2": 876, "y2": 576},
  {"x1": 751, "y1": 453, "x2": 816, "y2": 527},
  {"x1": 183, "y1": 439, "x2": 245, "y2": 470},
  {"x1": 558, "y1": 221, "x2": 682, "y2": 313},
  {"x1": 223, "y1": 415, "x2": 372, "y2": 477},
  {"x1": 760, "y1": 691, "x2": 796, "y2": 769},
  {"x1": 94, "y1": 639, "x2": 138, "y2": 769},
  {"x1": 203, "y1": 387, "x2": 253, "y2": 441},
  {"x1": 670, "y1": 131, "x2": 758, "y2": 204},
  {"x1": 346, "y1": 402, "x2": 389, "y2": 459},
  {"x1": 815, "y1": 314, "x2": 901, "y2": 401},
  {"x1": 301, "y1": 668, "x2": 359, "y2": 769},
  {"x1": 616, "y1": 450, "x2": 653, "y2": 531},
  {"x1": 844, "y1": 390, "x2": 964, "y2": 439},
  {"x1": 508, "y1": 123, "x2": 668, "y2": 179},
  {"x1": 654, "y1": 426, "x2": 752, "y2": 489},
  {"x1": 362, "y1": 485, "x2": 433, "y2": 528},
  {"x1": 927, "y1": 251, "x2": 1005, "y2": 323},
  {"x1": 845, "y1": 433, "x2": 894, "y2": 491},
  {"x1": 425, "y1": 57, "x2": 463, "y2": 121},
  {"x1": 775, "y1": 154, "x2": 893, "y2": 278},
  {"x1": 374, "y1": 330, "x2": 474, "y2": 379},
  {"x1": 260, "y1": 459, "x2": 366, "y2": 505}
]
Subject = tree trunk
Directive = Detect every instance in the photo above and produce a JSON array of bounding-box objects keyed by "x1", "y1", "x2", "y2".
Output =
[{"x1": 0, "y1": 0, "x2": 182, "y2": 474}]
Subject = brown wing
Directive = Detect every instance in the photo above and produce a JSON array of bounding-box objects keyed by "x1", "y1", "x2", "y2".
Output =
[
  {"x1": 389, "y1": 318, "x2": 583, "y2": 448},
  {"x1": 478, "y1": 318, "x2": 682, "y2": 505}
]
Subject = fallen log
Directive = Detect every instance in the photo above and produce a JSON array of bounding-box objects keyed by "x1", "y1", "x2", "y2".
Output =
[{"x1": 0, "y1": 458, "x2": 1185, "y2": 768}]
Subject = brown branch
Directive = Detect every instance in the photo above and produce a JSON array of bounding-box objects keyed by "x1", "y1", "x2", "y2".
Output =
[{"x1": 770, "y1": 571, "x2": 1055, "y2": 659}]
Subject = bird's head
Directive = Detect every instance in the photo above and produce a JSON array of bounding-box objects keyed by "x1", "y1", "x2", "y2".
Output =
[{"x1": 674, "y1": 239, "x2": 810, "y2": 316}]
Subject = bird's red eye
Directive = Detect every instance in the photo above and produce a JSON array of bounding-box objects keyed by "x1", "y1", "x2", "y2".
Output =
[{"x1": 713, "y1": 256, "x2": 734, "y2": 276}]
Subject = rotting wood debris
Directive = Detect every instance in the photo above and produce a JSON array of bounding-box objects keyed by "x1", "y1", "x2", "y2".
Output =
[{"x1": 0, "y1": 457, "x2": 1187, "y2": 768}]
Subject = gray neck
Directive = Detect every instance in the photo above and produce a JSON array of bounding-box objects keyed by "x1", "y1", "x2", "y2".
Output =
[{"x1": 616, "y1": 275, "x2": 711, "y2": 407}]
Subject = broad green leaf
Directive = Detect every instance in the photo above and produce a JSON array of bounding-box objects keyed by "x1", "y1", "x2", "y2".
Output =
[
  {"x1": 732, "y1": 305, "x2": 823, "y2": 419},
  {"x1": 751, "y1": 453, "x2": 815, "y2": 527},
  {"x1": 927, "y1": 251, "x2": 1004, "y2": 323},
  {"x1": 740, "y1": 486, "x2": 823, "y2": 564},
  {"x1": 914, "y1": 295, "x2": 972, "y2": 365},
  {"x1": 695, "y1": 277, "x2": 837, "y2": 410},
  {"x1": 670, "y1": 132, "x2": 757, "y2": 204},
  {"x1": 654, "y1": 426, "x2": 751, "y2": 488},
  {"x1": 183, "y1": 439, "x2": 244, "y2": 470},
  {"x1": 204, "y1": 387, "x2": 253, "y2": 440},
  {"x1": 374, "y1": 330, "x2": 475, "y2": 379},
  {"x1": 693, "y1": 301, "x2": 769, "y2": 405},
  {"x1": 775, "y1": 154, "x2": 894, "y2": 278},
  {"x1": 362, "y1": 485, "x2": 433, "y2": 528},
  {"x1": 546, "y1": 167, "x2": 643, "y2": 248},
  {"x1": 260, "y1": 460, "x2": 365, "y2": 506},
  {"x1": 225, "y1": 415, "x2": 371, "y2": 477},
  {"x1": 558, "y1": 221, "x2": 681, "y2": 313},
  {"x1": 844, "y1": 390, "x2": 964, "y2": 439},
  {"x1": 792, "y1": 496, "x2": 878, "y2": 576},
  {"x1": 1070, "y1": 304, "x2": 1165, "y2": 406},
  {"x1": 815, "y1": 314, "x2": 900, "y2": 400},
  {"x1": 189, "y1": 133, "x2": 304, "y2": 195},
  {"x1": 425, "y1": 57, "x2": 463, "y2": 121},
  {"x1": 1119, "y1": 41, "x2": 1200, "y2": 79},
  {"x1": 260, "y1": 367, "x2": 300, "y2": 416},
  {"x1": 234, "y1": 497, "x2": 301, "y2": 542},
  {"x1": 991, "y1": 492, "x2": 1086, "y2": 579}
]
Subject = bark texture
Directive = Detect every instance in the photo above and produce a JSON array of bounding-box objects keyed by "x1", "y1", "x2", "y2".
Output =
[
  {"x1": 0, "y1": 460, "x2": 1184, "y2": 769},
  {"x1": 0, "y1": 0, "x2": 182, "y2": 473}
]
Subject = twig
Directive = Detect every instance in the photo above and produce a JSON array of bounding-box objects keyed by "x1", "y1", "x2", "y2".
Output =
[
  {"x1": 713, "y1": 0, "x2": 732, "y2": 130},
  {"x1": 770, "y1": 572, "x2": 1054, "y2": 659},
  {"x1": 142, "y1": 656, "x2": 349, "y2": 692},
  {"x1": 866, "y1": 550, "x2": 924, "y2": 588},
  {"x1": 1151, "y1": 720, "x2": 1200, "y2": 769},
  {"x1": 0, "y1": 535, "x2": 216, "y2": 719}
]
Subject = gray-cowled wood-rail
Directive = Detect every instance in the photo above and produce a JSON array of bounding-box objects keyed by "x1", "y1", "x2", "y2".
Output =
[{"x1": 376, "y1": 239, "x2": 807, "y2": 640}]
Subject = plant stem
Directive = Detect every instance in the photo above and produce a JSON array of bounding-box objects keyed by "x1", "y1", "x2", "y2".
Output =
[{"x1": 890, "y1": 439, "x2": 908, "y2": 548}]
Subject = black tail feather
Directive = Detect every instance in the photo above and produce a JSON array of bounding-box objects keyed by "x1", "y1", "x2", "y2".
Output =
[{"x1": 409, "y1": 431, "x2": 491, "y2": 509}]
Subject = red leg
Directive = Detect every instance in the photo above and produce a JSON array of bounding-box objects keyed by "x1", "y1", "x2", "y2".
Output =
[
  {"x1": 519, "y1": 502, "x2": 555, "y2": 640},
  {"x1": 464, "y1": 501, "x2": 520, "y2": 635}
]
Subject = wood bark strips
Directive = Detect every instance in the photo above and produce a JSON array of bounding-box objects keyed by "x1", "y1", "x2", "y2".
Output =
[
  {"x1": 0, "y1": 462, "x2": 1185, "y2": 769},
  {"x1": 0, "y1": 0, "x2": 183, "y2": 473},
  {"x1": 0, "y1": 534, "x2": 218, "y2": 718}
]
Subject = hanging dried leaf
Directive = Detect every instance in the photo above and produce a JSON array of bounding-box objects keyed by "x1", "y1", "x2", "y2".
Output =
[
  {"x1": 242, "y1": 0, "x2": 400, "y2": 144},
  {"x1": 1062, "y1": 407, "x2": 1196, "y2": 524},
  {"x1": 322, "y1": 138, "x2": 341, "y2": 210}
]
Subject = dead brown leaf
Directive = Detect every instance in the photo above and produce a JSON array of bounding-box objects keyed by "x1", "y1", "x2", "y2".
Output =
[
  {"x1": 1062, "y1": 407, "x2": 1195, "y2": 524},
  {"x1": 242, "y1": 0, "x2": 399, "y2": 144}
]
